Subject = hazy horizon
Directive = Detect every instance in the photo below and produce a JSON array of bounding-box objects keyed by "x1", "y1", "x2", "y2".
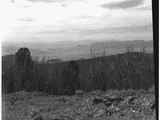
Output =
[{"x1": 2, "y1": 40, "x2": 153, "y2": 61}]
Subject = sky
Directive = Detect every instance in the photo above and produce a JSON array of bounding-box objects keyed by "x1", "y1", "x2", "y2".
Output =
[{"x1": 1, "y1": 0, "x2": 153, "y2": 44}]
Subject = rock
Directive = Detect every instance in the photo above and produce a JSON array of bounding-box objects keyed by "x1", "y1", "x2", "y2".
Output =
[
  {"x1": 105, "y1": 104, "x2": 120, "y2": 116},
  {"x1": 58, "y1": 97, "x2": 67, "y2": 103},
  {"x1": 92, "y1": 97, "x2": 104, "y2": 105},
  {"x1": 104, "y1": 95, "x2": 123, "y2": 103},
  {"x1": 10, "y1": 96, "x2": 17, "y2": 105},
  {"x1": 30, "y1": 108, "x2": 40, "y2": 117},
  {"x1": 120, "y1": 113, "x2": 125, "y2": 117},
  {"x1": 29, "y1": 106, "x2": 44, "y2": 120},
  {"x1": 105, "y1": 109, "x2": 113, "y2": 116},
  {"x1": 63, "y1": 89, "x2": 75, "y2": 95},
  {"x1": 30, "y1": 110, "x2": 43, "y2": 120},
  {"x1": 90, "y1": 90, "x2": 103, "y2": 96},
  {"x1": 75, "y1": 90, "x2": 84, "y2": 96},
  {"x1": 33, "y1": 115, "x2": 43, "y2": 120},
  {"x1": 151, "y1": 102, "x2": 155, "y2": 110},
  {"x1": 93, "y1": 95, "x2": 123, "y2": 107},
  {"x1": 104, "y1": 101, "x2": 112, "y2": 107},
  {"x1": 94, "y1": 109, "x2": 105, "y2": 118},
  {"x1": 127, "y1": 96, "x2": 137, "y2": 104}
]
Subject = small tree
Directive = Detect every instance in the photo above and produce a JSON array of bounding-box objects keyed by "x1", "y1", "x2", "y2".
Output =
[
  {"x1": 15, "y1": 48, "x2": 32, "y2": 68},
  {"x1": 14, "y1": 48, "x2": 35, "y2": 91}
]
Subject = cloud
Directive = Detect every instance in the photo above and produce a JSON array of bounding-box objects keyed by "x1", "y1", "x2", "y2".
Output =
[
  {"x1": 18, "y1": 17, "x2": 34, "y2": 22},
  {"x1": 137, "y1": 6, "x2": 152, "y2": 10},
  {"x1": 101, "y1": 0, "x2": 144, "y2": 9},
  {"x1": 80, "y1": 24, "x2": 152, "y2": 35},
  {"x1": 27, "y1": 0, "x2": 81, "y2": 3},
  {"x1": 33, "y1": 24, "x2": 152, "y2": 39},
  {"x1": 27, "y1": 0, "x2": 62, "y2": 3},
  {"x1": 36, "y1": 29, "x2": 66, "y2": 34}
]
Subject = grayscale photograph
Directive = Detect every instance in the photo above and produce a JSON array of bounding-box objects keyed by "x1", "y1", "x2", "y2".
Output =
[{"x1": 2, "y1": 0, "x2": 156, "y2": 120}]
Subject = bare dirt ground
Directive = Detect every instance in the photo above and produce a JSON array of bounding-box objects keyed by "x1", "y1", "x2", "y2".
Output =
[{"x1": 2, "y1": 90, "x2": 156, "y2": 120}]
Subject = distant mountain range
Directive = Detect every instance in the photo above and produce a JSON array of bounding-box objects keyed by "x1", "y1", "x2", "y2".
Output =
[{"x1": 2, "y1": 40, "x2": 153, "y2": 61}]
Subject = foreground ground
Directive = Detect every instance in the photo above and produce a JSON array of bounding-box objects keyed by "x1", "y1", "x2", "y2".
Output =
[{"x1": 2, "y1": 90, "x2": 156, "y2": 120}]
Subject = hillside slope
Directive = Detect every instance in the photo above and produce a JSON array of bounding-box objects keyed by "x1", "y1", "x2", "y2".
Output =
[{"x1": 3, "y1": 51, "x2": 154, "y2": 94}]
